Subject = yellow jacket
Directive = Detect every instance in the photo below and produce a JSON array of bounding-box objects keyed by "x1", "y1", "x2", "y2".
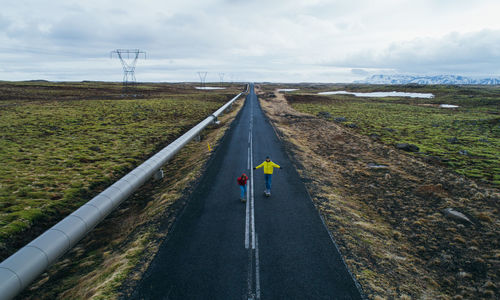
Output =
[{"x1": 255, "y1": 161, "x2": 281, "y2": 174}]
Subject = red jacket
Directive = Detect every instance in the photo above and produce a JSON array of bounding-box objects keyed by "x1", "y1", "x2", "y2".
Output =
[{"x1": 237, "y1": 176, "x2": 248, "y2": 186}]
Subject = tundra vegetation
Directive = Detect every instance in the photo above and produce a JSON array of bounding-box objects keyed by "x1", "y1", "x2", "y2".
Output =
[
  {"x1": 286, "y1": 84, "x2": 499, "y2": 185},
  {"x1": 0, "y1": 81, "x2": 245, "y2": 298},
  {"x1": 258, "y1": 84, "x2": 499, "y2": 300}
]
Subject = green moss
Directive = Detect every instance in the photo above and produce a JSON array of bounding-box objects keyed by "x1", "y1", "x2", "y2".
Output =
[
  {"x1": 288, "y1": 85, "x2": 499, "y2": 185},
  {"x1": 0, "y1": 81, "x2": 243, "y2": 244}
]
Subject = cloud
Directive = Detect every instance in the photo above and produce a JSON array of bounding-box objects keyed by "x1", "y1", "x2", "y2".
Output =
[
  {"x1": 334, "y1": 30, "x2": 500, "y2": 76},
  {"x1": 1, "y1": 0, "x2": 500, "y2": 81},
  {"x1": 0, "y1": 14, "x2": 10, "y2": 31},
  {"x1": 351, "y1": 69, "x2": 369, "y2": 76}
]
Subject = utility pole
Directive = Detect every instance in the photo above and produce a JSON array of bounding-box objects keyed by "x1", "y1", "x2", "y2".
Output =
[{"x1": 111, "y1": 49, "x2": 146, "y2": 93}]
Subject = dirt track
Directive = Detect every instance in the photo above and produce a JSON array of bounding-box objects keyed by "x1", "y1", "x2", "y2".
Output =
[{"x1": 258, "y1": 87, "x2": 499, "y2": 299}]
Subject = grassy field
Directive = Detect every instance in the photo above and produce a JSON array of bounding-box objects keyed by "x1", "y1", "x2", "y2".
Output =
[
  {"x1": 277, "y1": 84, "x2": 499, "y2": 185},
  {"x1": 0, "y1": 81, "x2": 243, "y2": 259}
]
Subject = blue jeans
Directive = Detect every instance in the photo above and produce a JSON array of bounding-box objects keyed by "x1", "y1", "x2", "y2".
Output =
[
  {"x1": 264, "y1": 174, "x2": 272, "y2": 192},
  {"x1": 240, "y1": 185, "x2": 247, "y2": 199}
]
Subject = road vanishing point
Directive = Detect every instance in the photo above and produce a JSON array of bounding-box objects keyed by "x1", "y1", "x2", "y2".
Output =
[{"x1": 132, "y1": 84, "x2": 363, "y2": 299}]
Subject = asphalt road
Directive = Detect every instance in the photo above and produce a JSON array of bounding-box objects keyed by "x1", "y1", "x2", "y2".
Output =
[{"x1": 131, "y1": 84, "x2": 363, "y2": 299}]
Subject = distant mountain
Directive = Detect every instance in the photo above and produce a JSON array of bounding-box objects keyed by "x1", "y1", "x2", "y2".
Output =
[{"x1": 355, "y1": 75, "x2": 500, "y2": 85}]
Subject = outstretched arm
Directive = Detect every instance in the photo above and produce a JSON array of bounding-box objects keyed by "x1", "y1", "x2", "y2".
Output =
[{"x1": 255, "y1": 162, "x2": 264, "y2": 169}]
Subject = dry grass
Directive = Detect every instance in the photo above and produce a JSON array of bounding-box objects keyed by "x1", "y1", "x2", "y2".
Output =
[{"x1": 257, "y1": 86, "x2": 499, "y2": 299}]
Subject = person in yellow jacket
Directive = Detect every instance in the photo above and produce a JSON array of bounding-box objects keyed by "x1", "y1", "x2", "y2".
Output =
[{"x1": 254, "y1": 156, "x2": 282, "y2": 196}]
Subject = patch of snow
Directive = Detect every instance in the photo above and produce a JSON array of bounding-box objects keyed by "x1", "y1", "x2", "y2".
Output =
[
  {"x1": 439, "y1": 104, "x2": 460, "y2": 108},
  {"x1": 195, "y1": 87, "x2": 226, "y2": 90},
  {"x1": 318, "y1": 91, "x2": 434, "y2": 99},
  {"x1": 277, "y1": 89, "x2": 299, "y2": 92},
  {"x1": 356, "y1": 74, "x2": 500, "y2": 85},
  {"x1": 367, "y1": 163, "x2": 389, "y2": 169}
]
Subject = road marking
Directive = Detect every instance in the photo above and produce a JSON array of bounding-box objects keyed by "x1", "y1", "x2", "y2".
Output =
[
  {"x1": 245, "y1": 88, "x2": 261, "y2": 299},
  {"x1": 245, "y1": 144, "x2": 250, "y2": 249},
  {"x1": 250, "y1": 97, "x2": 255, "y2": 250},
  {"x1": 247, "y1": 146, "x2": 250, "y2": 170},
  {"x1": 250, "y1": 91, "x2": 261, "y2": 299},
  {"x1": 250, "y1": 131, "x2": 256, "y2": 250},
  {"x1": 245, "y1": 186, "x2": 250, "y2": 249},
  {"x1": 247, "y1": 247, "x2": 253, "y2": 300},
  {"x1": 255, "y1": 234, "x2": 261, "y2": 300}
]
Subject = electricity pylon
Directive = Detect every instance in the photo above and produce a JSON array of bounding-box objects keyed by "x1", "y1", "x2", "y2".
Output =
[
  {"x1": 111, "y1": 49, "x2": 146, "y2": 91},
  {"x1": 197, "y1": 72, "x2": 207, "y2": 89},
  {"x1": 218, "y1": 72, "x2": 225, "y2": 86}
]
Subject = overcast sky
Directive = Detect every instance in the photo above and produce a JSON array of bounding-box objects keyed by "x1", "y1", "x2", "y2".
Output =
[{"x1": 1, "y1": 0, "x2": 499, "y2": 82}]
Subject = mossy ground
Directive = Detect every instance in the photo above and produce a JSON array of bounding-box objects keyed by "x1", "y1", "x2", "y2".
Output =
[
  {"x1": 20, "y1": 97, "x2": 244, "y2": 299},
  {"x1": 0, "y1": 81, "x2": 242, "y2": 259},
  {"x1": 278, "y1": 84, "x2": 499, "y2": 185}
]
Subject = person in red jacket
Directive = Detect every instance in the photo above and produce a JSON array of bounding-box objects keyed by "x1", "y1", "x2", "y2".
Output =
[{"x1": 237, "y1": 173, "x2": 248, "y2": 202}]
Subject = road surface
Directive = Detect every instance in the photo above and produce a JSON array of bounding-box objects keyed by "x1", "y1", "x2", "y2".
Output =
[{"x1": 132, "y1": 84, "x2": 363, "y2": 299}]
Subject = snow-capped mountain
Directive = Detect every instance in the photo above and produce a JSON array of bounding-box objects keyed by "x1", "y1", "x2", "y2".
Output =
[{"x1": 356, "y1": 75, "x2": 500, "y2": 85}]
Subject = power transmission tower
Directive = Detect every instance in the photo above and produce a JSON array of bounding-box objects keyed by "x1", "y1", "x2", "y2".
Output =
[
  {"x1": 197, "y1": 72, "x2": 207, "y2": 89},
  {"x1": 218, "y1": 72, "x2": 225, "y2": 86},
  {"x1": 111, "y1": 49, "x2": 146, "y2": 92}
]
